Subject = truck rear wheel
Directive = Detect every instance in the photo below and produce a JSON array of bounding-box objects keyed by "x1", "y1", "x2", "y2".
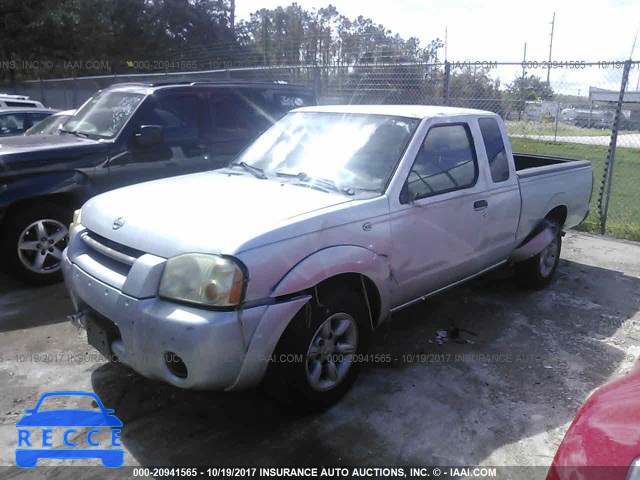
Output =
[
  {"x1": 266, "y1": 287, "x2": 370, "y2": 411},
  {"x1": 1, "y1": 203, "x2": 71, "y2": 285},
  {"x1": 515, "y1": 231, "x2": 562, "y2": 290}
]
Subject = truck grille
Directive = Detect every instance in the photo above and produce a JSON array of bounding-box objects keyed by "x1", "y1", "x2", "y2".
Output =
[{"x1": 81, "y1": 230, "x2": 144, "y2": 274}]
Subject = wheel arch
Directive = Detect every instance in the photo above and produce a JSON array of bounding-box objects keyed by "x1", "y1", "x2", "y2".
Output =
[
  {"x1": 4, "y1": 192, "x2": 78, "y2": 220},
  {"x1": 545, "y1": 204, "x2": 568, "y2": 227},
  {"x1": 271, "y1": 245, "x2": 391, "y2": 328}
]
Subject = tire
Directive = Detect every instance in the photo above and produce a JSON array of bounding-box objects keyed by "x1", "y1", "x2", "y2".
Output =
[
  {"x1": 266, "y1": 287, "x2": 371, "y2": 412},
  {"x1": 1, "y1": 203, "x2": 71, "y2": 285},
  {"x1": 515, "y1": 229, "x2": 562, "y2": 290}
]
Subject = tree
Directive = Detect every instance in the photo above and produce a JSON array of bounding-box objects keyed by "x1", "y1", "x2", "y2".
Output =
[
  {"x1": 0, "y1": 0, "x2": 237, "y2": 82},
  {"x1": 506, "y1": 74, "x2": 554, "y2": 119},
  {"x1": 507, "y1": 75, "x2": 554, "y2": 101},
  {"x1": 448, "y1": 67, "x2": 504, "y2": 115}
]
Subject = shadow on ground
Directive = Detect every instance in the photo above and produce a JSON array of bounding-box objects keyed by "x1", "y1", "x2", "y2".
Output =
[
  {"x1": 0, "y1": 269, "x2": 72, "y2": 332},
  {"x1": 91, "y1": 258, "x2": 640, "y2": 467}
]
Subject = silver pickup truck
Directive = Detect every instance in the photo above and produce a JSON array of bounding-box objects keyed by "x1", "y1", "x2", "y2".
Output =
[{"x1": 63, "y1": 105, "x2": 592, "y2": 409}]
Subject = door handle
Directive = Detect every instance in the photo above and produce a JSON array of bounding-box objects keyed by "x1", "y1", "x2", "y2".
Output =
[{"x1": 474, "y1": 200, "x2": 488, "y2": 210}]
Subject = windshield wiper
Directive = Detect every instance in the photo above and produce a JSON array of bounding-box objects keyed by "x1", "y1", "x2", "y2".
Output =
[
  {"x1": 275, "y1": 171, "x2": 354, "y2": 196},
  {"x1": 59, "y1": 129, "x2": 88, "y2": 139},
  {"x1": 230, "y1": 161, "x2": 267, "y2": 179}
]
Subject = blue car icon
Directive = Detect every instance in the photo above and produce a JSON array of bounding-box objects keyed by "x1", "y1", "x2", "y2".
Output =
[{"x1": 16, "y1": 391, "x2": 123, "y2": 468}]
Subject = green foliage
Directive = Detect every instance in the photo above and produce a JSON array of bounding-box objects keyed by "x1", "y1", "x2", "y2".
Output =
[
  {"x1": 236, "y1": 3, "x2": 443, "y2": 67},
  {"x1": 0, "y1": 0, "x2": 446, "y2": 87},
  {"x1": 448, "y1": 67, "x2": 504, "y2": 115},
  {"x1": 507, "y1": 75, "x2": 554, "y2": 101},
  {"x1": 0, "y1": 0, "x2": 235, "y2": 81}
]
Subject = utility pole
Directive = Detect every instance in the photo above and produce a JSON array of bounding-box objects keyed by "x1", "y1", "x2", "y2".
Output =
[
  {"x1": 262, "y1": 11, "x2": 268, "y2": 66},
  {"x1": 522, "y1": 42, "x2": 527, "y2": 80},
  {"x1": 547, "y1": 12, "x2": 555, "y2": 84},
  {"x1": 520, "y1": 42, "x2": 527, "y2": 121},
  {"x1": 444, "y1": 26, "x2": 448, "y2": 62}
]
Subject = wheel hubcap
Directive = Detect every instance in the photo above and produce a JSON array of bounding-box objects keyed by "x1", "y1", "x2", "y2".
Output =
[
  {"x1": 305, "y1": 312, "x2": 358, "y2": 392},
  {"x1": 539, "y1": 236, "x2": 559, "y2": 278},
  {"x1": 17, "y1": 219, "x2": 69, "y2": 274}
]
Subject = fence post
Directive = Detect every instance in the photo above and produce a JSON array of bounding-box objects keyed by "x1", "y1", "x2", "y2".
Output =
[
  {"x1": 39, "y1": 78, "x2": 45, "y2": 106},
  {"x1": 442, "y1": 61, "x2": 451, "y2": 105},
  {"x1": 598, "y1": 59, "x2": 632, "y2": 235},
  {"x1": 313, "y1": 66, "x2": 321, "y2": 99},
  {"x1": 72, "y1": 77, "x2": 77, "y2": 108}
]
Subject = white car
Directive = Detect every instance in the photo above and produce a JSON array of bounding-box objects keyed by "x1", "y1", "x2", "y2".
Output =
[{"x1": 0, "y1": 94, "x2": 45, "y2": 109}]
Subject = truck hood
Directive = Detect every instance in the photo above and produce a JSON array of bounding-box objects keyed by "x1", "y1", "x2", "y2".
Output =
[
  {"x1": 81, "y1": 171, "x2": 356, "y2": 257},
  {"x1": 0, "y1": 133, "x2": 102, "y2": 152},
  {"x1": 0, "y1": 134, "x2": 106, "y2": 172}
]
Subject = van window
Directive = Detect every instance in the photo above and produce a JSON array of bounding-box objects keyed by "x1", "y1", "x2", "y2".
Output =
[
  {"x1": 5, "y1": 101, "x2": 38, "y2": 107},
  {"x1": 210, "y1": 92, "x2": 271, "y2": 143},
  {"x1": 407, "y1": 124, "x2": 478, "y2": 199},
  {"x1": 0, "y1": 113, "x2": 26, "y2": 135},
  {"x1": 139, "y1": 94, "x2": 204, "y2": 142},
  {"x1": 478, "y1": 117, "x2": 509, "y2": 183},
  {"x1": 208, "y1": 89, "x2": 313, "y2": 144}
]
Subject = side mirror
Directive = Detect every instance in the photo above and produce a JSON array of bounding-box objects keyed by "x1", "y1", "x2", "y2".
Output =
[{"x1": 134, "y1": 125, "x2": 163, "y2": 147}]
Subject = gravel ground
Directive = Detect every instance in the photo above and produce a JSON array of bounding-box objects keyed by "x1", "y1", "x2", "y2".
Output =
[{"x1": 0, "y1": 231, "x2": 639, "y2": 479}]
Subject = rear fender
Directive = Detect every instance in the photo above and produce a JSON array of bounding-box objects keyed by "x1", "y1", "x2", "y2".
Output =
[{"x1": 509, "y1": 220, "x2": 560, "y2": 263}]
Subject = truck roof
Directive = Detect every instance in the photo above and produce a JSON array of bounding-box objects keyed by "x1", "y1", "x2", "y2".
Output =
[
  {"x1": 104, "y1": 81, "x2": 315, "y2": 95},
  {"x1": 292, "y1": 104, "x2": 497, "y2": 119}
]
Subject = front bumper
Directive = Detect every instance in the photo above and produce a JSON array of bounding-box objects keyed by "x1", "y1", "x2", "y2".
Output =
[{"x1": 62, "y1": 250, "x2": 310, "y2": 391}]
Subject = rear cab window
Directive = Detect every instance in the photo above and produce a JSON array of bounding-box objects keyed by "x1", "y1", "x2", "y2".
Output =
[{"x1": 478, "y1": 117, "x2": 510, "y2": 183}]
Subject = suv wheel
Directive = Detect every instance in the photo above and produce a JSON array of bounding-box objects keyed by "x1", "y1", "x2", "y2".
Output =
[{"x1": 2, "y1": 204, "x2": 71, "y2": 285}]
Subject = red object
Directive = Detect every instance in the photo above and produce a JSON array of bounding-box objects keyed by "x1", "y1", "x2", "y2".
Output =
[{"x1": 547, "y1": 361, "x2": 640, "y2": 480}]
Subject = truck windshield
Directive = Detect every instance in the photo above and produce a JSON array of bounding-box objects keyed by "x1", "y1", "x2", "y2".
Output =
[
  {"x1": 235, "y1": 112, "x2": 420, "y2": 193},
  {"x1": 62, "y1": 91, "x2": 145, "y2": 139}
]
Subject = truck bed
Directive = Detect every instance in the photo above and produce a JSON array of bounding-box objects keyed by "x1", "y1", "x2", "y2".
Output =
[
  {"x1": 513, "y1": 153, "x2": 591, "y2": 178},
  {"x1": 513, "y1": 152, "x2": 593, "y2": 243}
]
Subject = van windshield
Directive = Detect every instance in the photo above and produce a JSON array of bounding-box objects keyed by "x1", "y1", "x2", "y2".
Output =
[
  {"x1": 235, "y1": 112, "x2": 420, "y2": 193},
  {"x1": 63, "y1": 91, "x2": 145, "y2": 139}
]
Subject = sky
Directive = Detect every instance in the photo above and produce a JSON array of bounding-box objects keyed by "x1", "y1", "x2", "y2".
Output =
[{"x1": 236, "y1": 0, "x2": 640, "y2": 95}]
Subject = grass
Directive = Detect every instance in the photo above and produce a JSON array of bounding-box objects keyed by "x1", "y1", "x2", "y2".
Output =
[
  {"x1": 505, "y1": 120, "x2": 632, "y2": 138},
  {"x1": 510, "y1": 137, "x2": 640, "y2": 242}
]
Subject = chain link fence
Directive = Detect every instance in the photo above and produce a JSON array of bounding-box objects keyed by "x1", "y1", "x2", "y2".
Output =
[{"x1": 7, "y1": 60, "x2": 640, "y2": 240}]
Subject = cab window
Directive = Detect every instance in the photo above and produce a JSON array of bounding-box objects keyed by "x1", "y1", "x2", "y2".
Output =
[{"x1": 406, "y1": 124, "x2": 478, "y2": 199}]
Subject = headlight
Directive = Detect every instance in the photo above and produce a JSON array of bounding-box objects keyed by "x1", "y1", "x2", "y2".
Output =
[
  {"x1": 70, "y1": 208, "x2": 82, "y2": 229},
  {"x1": 158, "y1": 254, "x2": 246, "y2": 307}
]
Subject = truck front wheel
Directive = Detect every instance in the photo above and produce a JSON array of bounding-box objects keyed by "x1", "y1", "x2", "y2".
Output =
[
  {"x1": 515, "y1": 231, "x2": 562, "y2": 290},
  {"x1": 1, "y1": 204, "x2": 71, "y2": 285},
  {"x1": 266, "y1": 287, "x2": 370, "y2": 411}
]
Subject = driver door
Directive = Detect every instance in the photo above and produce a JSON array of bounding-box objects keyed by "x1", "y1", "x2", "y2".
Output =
[
  {"x1": 388, "y1": 123, "x2": 490, "y2": 306},
  {"x1": 107, "y1": 92, "x2": 210, "y2": 190}
]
